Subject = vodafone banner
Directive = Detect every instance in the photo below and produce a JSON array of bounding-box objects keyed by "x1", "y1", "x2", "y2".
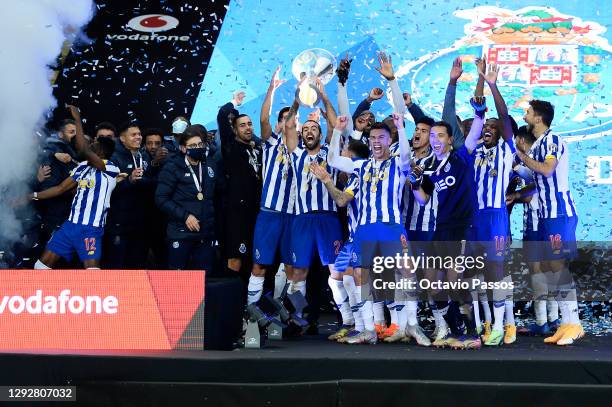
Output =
[{"x1": 0, "y1": 270, "x2": 205, "y2": 351}]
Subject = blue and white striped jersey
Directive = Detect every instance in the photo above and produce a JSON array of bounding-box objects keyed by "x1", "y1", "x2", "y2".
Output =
[
  {"x1": 402, "y1": 149, "x2": 436, "y2": 232},
  {"x1": 291, "y1": 145, "x2": 338, "y2": 214},
  {"x1": 472, "y1": 138, "x2": 515, "y2": 210},
  {"x1": 260, "y1": 133, "x2": 296, "y2": 213},
  {"x1": 352, "y1": 156, "x2": 408, "y2": 225},
  {"x1": 68, "y1": 160, "x2": 119, "y2": 228},
  {"x1": 531, "y1": 131, "x2": 577, "y2": 218},
  {"x1": 343, "y1": 172, "x2": 361, "y2": 238}
]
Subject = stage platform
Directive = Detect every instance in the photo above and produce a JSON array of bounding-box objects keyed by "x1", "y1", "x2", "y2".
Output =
[{"x1": 2, "y1": 328, "x2": 611, "y2": 407}]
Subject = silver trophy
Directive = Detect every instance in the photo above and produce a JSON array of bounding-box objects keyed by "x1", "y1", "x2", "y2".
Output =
[{"x1": 291, "y1": 48, "x2": 337, "y2": 107}]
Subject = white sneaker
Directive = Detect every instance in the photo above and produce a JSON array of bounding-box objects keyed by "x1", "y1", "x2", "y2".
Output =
[
  {"x1": 345, "y1": 329, "x2": 377, "y2": 344},
  {"x1": 405, "y1": 324, "x2": 432, "y2": 346}
]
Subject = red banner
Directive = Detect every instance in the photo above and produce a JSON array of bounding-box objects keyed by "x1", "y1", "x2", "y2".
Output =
[{"x1": 0, "y1": 270, "x2": 205, "y2": 351}]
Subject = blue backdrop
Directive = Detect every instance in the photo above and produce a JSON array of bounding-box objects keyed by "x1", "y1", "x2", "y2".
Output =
[{"x1": 191, "y1": 0, "x2": 611, "y2": 241}]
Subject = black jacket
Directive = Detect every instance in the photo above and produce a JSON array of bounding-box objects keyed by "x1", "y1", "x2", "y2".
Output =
[
  {"x1": 216, "y1": 102, "x2": 239, "y2": 160},
  {"x1": 105, "y1": 140, "x2": 154, "y2": 235},
  {"x1": 155, "y1": 154, "x2": 219, "y2": 241},
  {"x1": 38, "y1": 137, "x2": 78, "y2": 227}
]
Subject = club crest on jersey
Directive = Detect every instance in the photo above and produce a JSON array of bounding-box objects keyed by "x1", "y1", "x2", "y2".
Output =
[
  {"x1": 172, "y1": 241, "x2": 180, "y2": 249},
  {"x1": 239, "y1": 243, "x2": 247, "y2": 254},
  {"x1": 444, "y1": 162, "x2": 451, "y2": 173},
  {"x1": 208, "y1": 167, "x2": 215, "y2": 178},
  {"x1": 78, "y1": 178, "x2": 95, "y2": 189},
  {"x1": 318, "y1": 149, "x2": 327, "y2": 159},
  {"x1": 435, "y1": 176, "x2": 456, "y2": 191}
]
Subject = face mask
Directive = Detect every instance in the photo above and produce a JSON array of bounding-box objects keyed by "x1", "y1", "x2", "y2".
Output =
[
  {"x1": 186, "y1": 147, "x2": 206, "y2": 161},
  {"x1": 172, "y1": 119, "x2": 188, "y2": 134}
]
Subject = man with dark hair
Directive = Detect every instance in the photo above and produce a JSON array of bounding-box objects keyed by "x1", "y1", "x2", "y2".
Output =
[
  {"x1": 282, "y1": 76, "x2": 341, "y2": 327},
  {"x1": 514, "y1": 98, "x2": 582, "y2": 346},
  {"x1": 217, "y1": 98, "x2": 263, "y2": 276},
  {"x1": 37, "y1": 117, "x2": 79, "y2": 252},
  {"x1": 467, "y1": 62, "x2": 517, "y2": 346},
  {"x1": 155, "y1": 131, "x2": 219, "y2": 270},
  {"x1": 509, "y1": 127, "x2": 560, "y2": 337},
  {"x1": 411, "y1": 96, "x2": 486, "y2": 349},
  {"x1": 142, "y1": 128, "x2": 168, "y2": 268},
  {"x1": 32, "y1": 106, "x2": 119, "y2": 270},
  {"x1": 246, "y1": 67, "x2": 298, "y2": 305},
  {"x1": 94, "y1": 122, "x2": 116, "y2": 140},
  {"x1": 103, "y1": 122, "x2": 152, "y2": 269}
]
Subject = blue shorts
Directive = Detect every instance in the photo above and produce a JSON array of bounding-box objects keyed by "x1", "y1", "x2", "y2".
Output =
[
  {"x1": 334, "y1": 240, "x2": 359, "y2": 272},
  {"x1": 407, "y1": 229, "x2": 434, "y2": 257},
  {"x1": 537, "y1": 216, "x2": 578, "y2": 260},
  {"x1": 253, "y1": 210, "x2": 294, "y2": 265},
  {"x1": 291, "y1": 212, "x2": 343, "y2": 268},
  {"x1": 46, "y1": 221, "x2": 104, "y2": 262},
  {"x1": 523, "y1": 228, "x2": 540, "y2": 263},
  {"x1": 473, "y1": 208, "x2": 509, "y2": 262},
  {"x1": 352, "y1": 222, "x2": 409, "y2": 268}
]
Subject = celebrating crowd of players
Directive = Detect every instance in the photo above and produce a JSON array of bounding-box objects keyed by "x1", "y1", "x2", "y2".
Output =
[{"x1": 25, "y1": 50, "x2": 583, "y2": 349}]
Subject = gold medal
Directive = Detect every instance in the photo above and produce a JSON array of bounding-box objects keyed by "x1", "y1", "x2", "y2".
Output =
[
  {"x1": 489, "y1": 168, "x2": 497, "y2": 177},
  {"x1": 197, "y1": 192, "x2": 204, "y2": 201}
]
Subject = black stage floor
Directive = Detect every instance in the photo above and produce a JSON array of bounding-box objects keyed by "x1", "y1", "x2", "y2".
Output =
[{"x1": 1, "y1": 331, "x2": 611, "y2": 407}]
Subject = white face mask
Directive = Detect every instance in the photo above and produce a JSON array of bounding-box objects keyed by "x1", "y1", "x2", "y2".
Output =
[{"x1": 172, "y1": 119, "x2": 188, "y2": 134}]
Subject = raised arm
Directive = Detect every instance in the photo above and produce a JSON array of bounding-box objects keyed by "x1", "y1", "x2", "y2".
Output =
[
  {"x1": 479, "y1": 62, "x2": 514, "y2": 143},
  {"x1": 474, "y1": 57, "x2": 486, "y2": 104},
  {"x1": 310, "y1": 163, "x2": 354, "y2": 207},
  {"x1": 352, "y1": 88, "x2": 381, "y2": 123},
  {"x1": 336, "y1": 55, "x2": 354, "y2": 141},
  {"x1": 328, "y1": 117, "x2": 356, "y2": 173},
  {"x1": 442, "y1": 57, "x2": 465, "y2": 148},
  {"x1": 260, "y1": 66, "x2": 286, "y2": 141},
  {"x1": 464, "y1": 98, "x2": 487, "y2": 153},
  {"x1": 66, "y1": 105, "x2": 106, "y2": 171},
  {"x1": 284, "y1": 92, "x2": 300, "y2": 153},
  {"x1": 404, "y1": 92, "x2": 426, "y2": 123},
  {"x1": 393, "y1": 112, "x2": 412, "y2": 171},
  {"x1": 315, "y1": 78, "x2": 337, "y2": 134},
  {"x1": 374, "y1": 51, "x2": 406, "y2": 117}
]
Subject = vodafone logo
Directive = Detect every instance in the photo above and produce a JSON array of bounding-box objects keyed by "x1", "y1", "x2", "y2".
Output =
[
  {"x1": 107, "y1": 14, "x2": 189, "y2": 42},
  {"x1": 127, "y1": 14, "x2": 179, "y2": 33},
  {"x1": 0, "y1": 290, "x2": 118, "y2": 315}
]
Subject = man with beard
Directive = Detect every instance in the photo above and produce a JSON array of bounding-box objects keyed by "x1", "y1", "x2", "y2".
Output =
[
  {"x1": 38, "y1": 119, "x2": 79, "y2": 250},
  {"x1": 218, "y1": 108, "x2": 262, "y2": 276},
  {"x1": 466, "y1": 62, "x2": 517, "y2": 346},
  {"x1": 514, "y1": 99, "x2": 582, "y2": 346},
  {"x1": 33, "y1": 105, "x2": 119, "y2": 270},
  {"x1": 284, "y1": 77, "x2": 341, "y2": 323}
]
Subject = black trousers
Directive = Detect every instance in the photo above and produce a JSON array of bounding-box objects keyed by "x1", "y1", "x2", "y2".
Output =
[
  {"x1": 103, "y1": 232, "x2": 148, "y2": 269},
  {"x1": 167, "y1": 238, "x2": 215, "y2": 272}
]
